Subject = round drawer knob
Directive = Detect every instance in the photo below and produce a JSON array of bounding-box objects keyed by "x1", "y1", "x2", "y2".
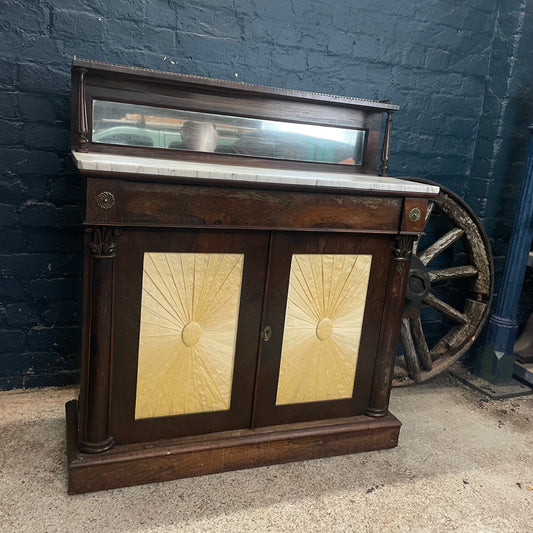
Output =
[
  {"x1": 96, "y1": 191, "x2": 116, "y2": 209},
  {"x1": 409, "y1": 207, "x2": 421, "y2": 222}
]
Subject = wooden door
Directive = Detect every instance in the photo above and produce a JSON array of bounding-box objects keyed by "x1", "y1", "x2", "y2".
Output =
[
  {"x1": 109, "y1": 228, "x2": 269, "y2": 443},
  {"x1": 252, "y1": 232, "x2": 394, "y2": 428}
]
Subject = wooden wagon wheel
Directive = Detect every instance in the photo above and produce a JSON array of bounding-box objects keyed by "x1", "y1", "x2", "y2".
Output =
[{"x1": 393, "y1": 180, "x2": 494, "y2": 385}]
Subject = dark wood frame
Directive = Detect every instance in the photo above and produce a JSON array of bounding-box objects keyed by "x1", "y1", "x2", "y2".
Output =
[
  {"x1": 110, "y1": 228, "x2": 270, "y2": 443},
  {"x1": 252, "y1": 232, "x2": 394, "y2": 428},
  {"x1": 67, "y1": 59, "x2": 436, "y2": 493},
  {"x1": 66, "y1": 401, "x2": 402, "y2": 494},
  {"x1": 72, "y1": 58, "x2": 398, "y2": 176}
]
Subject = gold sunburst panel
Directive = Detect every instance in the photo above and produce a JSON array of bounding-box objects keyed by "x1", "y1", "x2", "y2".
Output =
[
  {"x1": 276, "y1": 254, "x2": 372, "y2": 405},
  {"x1": 135, "y1": 252, "x2": 244, "y2": 419}
]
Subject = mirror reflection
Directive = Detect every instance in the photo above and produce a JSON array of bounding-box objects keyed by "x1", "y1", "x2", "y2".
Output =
[{"x1": 92, "y1": 100, "x2": 365, "y2": 165}]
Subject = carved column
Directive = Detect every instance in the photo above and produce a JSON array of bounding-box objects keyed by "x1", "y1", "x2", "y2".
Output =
[
  {"x1": 78, "y1": 226, "x2": 120, "y2": 453},
  {"x1": 366, "y1": 235, "x2": 413, "y2": 417},
  {"x1": 378, "y1": 111, "x2": 393, "y2": 177},
  {"x1": 75, "y1": 67, "x2": 89, "y2": 152}
]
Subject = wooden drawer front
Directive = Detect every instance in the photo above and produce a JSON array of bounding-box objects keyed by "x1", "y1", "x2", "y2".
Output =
[{"x1": 85, "y1": 178, "x2": 403, "y2": 233}]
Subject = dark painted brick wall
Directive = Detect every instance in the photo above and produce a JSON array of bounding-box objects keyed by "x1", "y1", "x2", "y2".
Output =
[
  {"x1": 468, "y1": 0, "x2": 533, "y2": 327},
  {"x1": 1, "y1": 0, "x2": 532, "y2": 388}
]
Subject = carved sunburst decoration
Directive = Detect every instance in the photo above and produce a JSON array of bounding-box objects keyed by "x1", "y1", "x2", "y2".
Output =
[
  {"x1": 135, "y1": 252, "x2": 244, "y2": 419},
  {"x1": 276, "y1": 254, "x2": 372, "y2": 405}
]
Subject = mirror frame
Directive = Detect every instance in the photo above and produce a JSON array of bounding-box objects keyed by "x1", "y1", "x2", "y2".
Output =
[{"x1": 71, "y1": 59, "x2": 399, "y2": 176}]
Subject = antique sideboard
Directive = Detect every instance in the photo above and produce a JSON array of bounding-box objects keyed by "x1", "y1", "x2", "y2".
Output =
[{"x1": 66, "y1": 59, "x2": 439, "y2": 493}]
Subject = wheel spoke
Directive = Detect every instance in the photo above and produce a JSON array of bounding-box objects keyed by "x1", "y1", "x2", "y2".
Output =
[
  {"x1": 429, "y1": 299, "x2": 487, "y2": 358},
  {"x1": 410, "y1": 314, "x2": 432, "y2": 370},
  {"x1": 394, "y1": 187, "x2": 493, "y2": 387},
  {"x1": 425, "y1": 200, "x2": 434, "y2": 223},
  {"x1": 428, "y1": 265, "x2": 478, "y2": 282},
  {"x1": 418, "y1": 227, "x2": 464, "y2": 266},
  {"x1": 423, "y1": 292, "x2": 468, "y2": 325},
  {"x1": 400, "y1": 317, "x2": 421, "y2": 375}
]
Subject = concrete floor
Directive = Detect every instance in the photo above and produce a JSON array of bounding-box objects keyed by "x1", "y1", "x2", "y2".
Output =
[{"x1": 1, "y1": 373, "x2": 532, "y2": 533}]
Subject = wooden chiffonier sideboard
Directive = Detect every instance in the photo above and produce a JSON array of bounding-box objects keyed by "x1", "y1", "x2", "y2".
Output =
[{"x1": 65, "y1": 59, "x2": 439, "y2": 494}]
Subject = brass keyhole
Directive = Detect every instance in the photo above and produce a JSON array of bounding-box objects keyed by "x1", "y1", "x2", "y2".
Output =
[{"x1": 262, "y1": 325, "x2": 272, "y2": 342}]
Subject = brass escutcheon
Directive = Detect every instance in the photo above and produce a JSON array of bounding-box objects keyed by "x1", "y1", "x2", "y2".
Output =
[
  {"x1": 96, "y1": 191, "x2": 116, "y2": 209},
  {"x1": 262, "y1": 325, "x2": 272, "y2": 342},
  {"x1": 409, "y1": 207, "x2": 421, "y2": 222}
]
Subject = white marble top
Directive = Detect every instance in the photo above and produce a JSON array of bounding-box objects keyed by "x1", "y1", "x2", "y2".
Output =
[{"x1": 72, "y1": 151, "x2": 439, "y2": 195}]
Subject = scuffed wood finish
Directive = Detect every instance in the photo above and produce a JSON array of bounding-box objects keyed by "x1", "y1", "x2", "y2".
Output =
[
  {"x1": 400, "y1": 198, "x2": 429, "y2": 234},
  {"x1": 66, "y1": 399, "x2": 401, "y2": 494},
  {"x1": 409, "y1": 313, "x2": 432, "y2": 371},
  {"x1": 429, "y1": 299, "x2": 486, "y2": 359},
  {"x1": 78, "y1": 227, "x2": 119, "y2": 453},
  {"x1": 428, "y1": 265, "x2": 479, "y2": 282},
  {"x1": 85, "y1": 178, "x2": 404, "y2": 233},
  {"x1": 366, "y1": 236, "x2": 413, "y2": 417},
  {"x1": 436, "y1": 194, "x2": 491, "y2": 296},
  {"x1": 418, "y1": 228, "x2": 465, "y2": 266},
  {"x1": 400, "y1": 317, "x2": 421, "y2": 375},
  {"x1": 422, "y1": 292, "x2": 468, "y2": 325}
]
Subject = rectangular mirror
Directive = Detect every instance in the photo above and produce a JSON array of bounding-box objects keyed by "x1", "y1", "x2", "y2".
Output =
[{"x1": 92, "y1": 100, "x2": 366, "y2": 165}]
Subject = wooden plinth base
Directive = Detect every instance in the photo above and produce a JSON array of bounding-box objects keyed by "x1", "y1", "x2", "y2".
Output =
[{"x1": 66, "y1": 400, "x2": 401, "y2": 494}]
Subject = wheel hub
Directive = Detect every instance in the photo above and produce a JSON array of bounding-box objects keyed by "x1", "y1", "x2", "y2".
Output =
[{"x1": 404, "y1": 255, "x2": 430, "y2": 312}]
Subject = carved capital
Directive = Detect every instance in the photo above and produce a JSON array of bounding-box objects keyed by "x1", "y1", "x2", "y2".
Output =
[
  {"x1": 393, "y1": 235, "x2": 414, "y2": 259},
  {"x1": 86, "y1": 227, "x2": 121, "y2": 258}
]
